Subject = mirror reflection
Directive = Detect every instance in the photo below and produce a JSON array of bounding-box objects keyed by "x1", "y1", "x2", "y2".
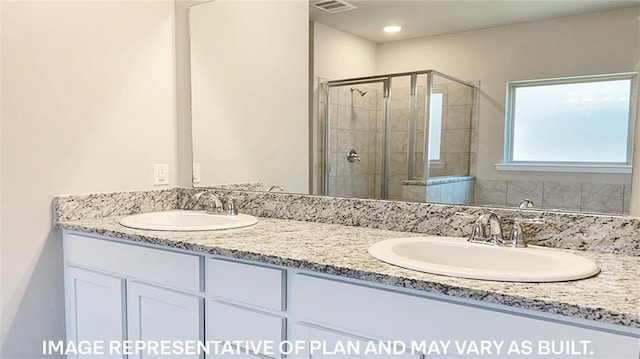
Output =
[{"x1": 190, "y1": 0, "x2": 640, "y2": 215}]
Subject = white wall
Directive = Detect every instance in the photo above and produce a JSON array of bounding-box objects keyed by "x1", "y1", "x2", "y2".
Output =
[
  {"x1": 0, "y1": 1, "x2": 178, "y2": 357},
  {"x1": 190, "y1": 0, "x2": 309, "y2": 193},
  {"x1": 376, "y1": 7, "x2": 640, "y2": 185},
  {"x1": 312, "y1": 22, "x2": 378, "y2": 81}
]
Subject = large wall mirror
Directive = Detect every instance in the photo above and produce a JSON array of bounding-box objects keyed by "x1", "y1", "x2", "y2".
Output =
[{"x1": 190, "y1": 0, "x2": 640, "y2": 215}]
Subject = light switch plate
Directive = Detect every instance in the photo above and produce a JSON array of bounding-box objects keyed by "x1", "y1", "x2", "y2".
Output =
[{"x1": 154, "y1": 164, "x2": 169, "y2": 185}]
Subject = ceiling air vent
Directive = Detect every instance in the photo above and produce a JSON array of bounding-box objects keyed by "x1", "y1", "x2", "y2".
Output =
[{"x1": 310, "y1": 0, "x2": 357, "y2": 14}]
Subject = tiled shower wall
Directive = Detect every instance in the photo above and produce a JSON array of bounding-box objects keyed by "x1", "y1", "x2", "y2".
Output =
[
  {"x1": 475, "y1": 179, "x2": 632, "y2": 214},
  {"x1": 320, "y1": 78, "x2": 477, "y2": 201},
  {"x1": 392, "y1": 81, "x2": 476, "y2": 200},
  {"x1": 324, "y1": 86, "x2": 381, "y2": 199}
]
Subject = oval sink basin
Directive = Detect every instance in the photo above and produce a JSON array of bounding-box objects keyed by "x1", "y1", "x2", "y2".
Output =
[
  {"x1": 368, "y1": 237, "x2": 600, "y2": 282},
  {"x1": 119, "y1": 210, "x2": 258, "y2": 231}
]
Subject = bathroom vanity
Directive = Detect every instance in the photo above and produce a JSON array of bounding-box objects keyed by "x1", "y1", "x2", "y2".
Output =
[{"x1": 56, "y1": 192, "x2": 640, "y2": 359}]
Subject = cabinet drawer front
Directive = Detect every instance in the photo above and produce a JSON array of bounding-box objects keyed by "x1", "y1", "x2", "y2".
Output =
[
  {"x1": 207, "y1": 301, "x2": 286, "y2": 358},
  {"x1": 292, "y1": 274, "x2": 640, "y2": 358},
  {"x1": 291, "y1": 322, "x2": 419, "y2": 359},
  {"x1": 208, "y1": 258, "x2": 285, "y2": 311},
  {"x1": 65, "y1": 233, "x2": 203, "y2": 292}
]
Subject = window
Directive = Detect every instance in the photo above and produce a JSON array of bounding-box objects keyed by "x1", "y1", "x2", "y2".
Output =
[
  {"x1": 501, "y1": 72, "x2": 637, "y2": 173},
  {"x1": 428, "y1": 92, "x2": 443, "y2": 161}
]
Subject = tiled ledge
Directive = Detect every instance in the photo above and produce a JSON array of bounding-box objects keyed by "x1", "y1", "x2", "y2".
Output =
[{"x1": 54, "y1": 187, "x2": 640, "y2": 256}]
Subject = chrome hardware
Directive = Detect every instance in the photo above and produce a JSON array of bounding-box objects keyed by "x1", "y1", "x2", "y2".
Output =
[
  {"x1": 346, "y1": 149, "x2": 361, "y2": 162},
  {"x1": 469, "y1": 211, "x2": 504, "y2": 245},
  {"x1": 192, "y1": 191, "x2": 224, "y2": 214},
  {"x1": 267, "y1": 185, "x2": 284, "y2": 192},
  {"x1": 506, "y1": 217, "x2": 544, "y2": 247},
  {"x1": 225, "y1": 196, "x2": 238, "y2": 216},
  {"x1": 462, "y1": 210, "x2": 546, "y2": 248},
  {"x1": 519, "y1": 198, "x2": 535, "y2": 208},
  {"x1": 507, "y1": 219, "x2": 527, "y2": 248}
]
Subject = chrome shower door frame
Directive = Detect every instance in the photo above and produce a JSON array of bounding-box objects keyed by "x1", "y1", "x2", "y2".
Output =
[{"x1": 323, "y1": 77, "x2": 391, "y2": 199}]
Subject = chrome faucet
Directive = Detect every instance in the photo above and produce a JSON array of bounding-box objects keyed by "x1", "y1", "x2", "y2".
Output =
[
  {"x1": 507, "y1": 219, "x2": 527, "y2": 248},
  {"x1": 518, "y1": 198, "x2": 535, "y2": 209},
  {"x1": 469, "y1": 211, "x2": 504, "y2": 245},
  {"x1": 466, "y1": 211, "x2": 544, "y2": 248},
  {"x1": 192, "y1": 191, "x2": 228, "y2": 214}
]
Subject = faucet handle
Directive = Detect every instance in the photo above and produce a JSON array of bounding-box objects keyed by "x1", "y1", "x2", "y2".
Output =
[
  {"x1": 225, "y1": 196, "x2": 238, "y2": 216},
  {"x1": 507, "y1": 218, "x2": 544, "y2": 248}
]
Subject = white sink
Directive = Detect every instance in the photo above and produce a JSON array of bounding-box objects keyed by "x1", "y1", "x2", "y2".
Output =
[
  {"x1": 119, "y1": 210, "x2": 258, "y2": 231},
  {"x1": 368, "y1": 236, "x2": 600, "y2": 282}
]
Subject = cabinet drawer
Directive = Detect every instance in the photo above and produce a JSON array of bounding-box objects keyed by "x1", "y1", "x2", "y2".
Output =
[
  {"x1": 208, "y1": 258, "x2": 285, "y2": 311},
  {"x1": 208, "y1": 301, "x2": 286, "y2": 358},
  {"x1": 292, "y1": 274, "x2": 640, "y2": 358},
  {"x1": 65, "y1": 233, "x2": 203, "y2": 292},
  {"x1": 291, "y1": 322, "x2": 419, "y2": 359}
]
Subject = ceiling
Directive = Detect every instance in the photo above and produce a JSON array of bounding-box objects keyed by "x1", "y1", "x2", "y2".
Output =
[{"x1": 309, "y1": 0, "x2": 640, "y2": 43}]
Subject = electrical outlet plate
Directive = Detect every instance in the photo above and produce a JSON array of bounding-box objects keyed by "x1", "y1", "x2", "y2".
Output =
[
  {"x1": 154, "y1": 164, "x2": 169, "y2": 185},
  {"x1": 192, "y1": 163, "x2": 201, "y2": 184}
]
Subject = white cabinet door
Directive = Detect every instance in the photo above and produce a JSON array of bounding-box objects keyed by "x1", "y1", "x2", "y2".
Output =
[
  {"x1": 127, "y1": 282, "x2": 204, "y2": 359},
  {"x1": 65, "y1": 267, "x2": 126, "y2": 359}
]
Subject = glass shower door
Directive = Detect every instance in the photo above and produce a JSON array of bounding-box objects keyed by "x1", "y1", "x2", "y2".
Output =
[{"x1": 323, "y1": 79, "x2": 389, "y2": 200}]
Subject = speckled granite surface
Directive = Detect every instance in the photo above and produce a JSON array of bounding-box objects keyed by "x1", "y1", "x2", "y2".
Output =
[
  {"x1": 57, "y1": 214, "x2": 639, "y2": 329},
  {"x1": 53, "y1": 189, "x2": 176, "y2": 223},
  {"x1": 54, "y1": 188, "x2": 640, "y2": 255},
  {"x1": 403, "y1": 176, "x2": 476, "y2": 186},
  {"x1": 178, "y1": 188, "x2": 640, "y2": 256}
]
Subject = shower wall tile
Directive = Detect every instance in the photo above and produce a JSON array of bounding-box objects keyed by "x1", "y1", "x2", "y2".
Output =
[
  {"x1": 352, "y1": 108, "x2": 370, "y2": 131},
  {"x1": 507, "y1": 180, "x2": 543, "y2": 208},
  {"x1": 389, "y1": 174, "x2": 406, "y2": 199},
  {"x1": 581, "y1": 183, "x2": 624, "y2": 214},
  {"x1": 417, "y1": 85, "x2": 426, "y2": 109},
  {"x1": 474, "y1": 179, "x2": 507, "y2": 206},
  {"x1": 445, "y1": 129, "x2": 470, "y2": 153},
  {"x1": 375, "y1": 110, "x2": 383, "y2": 132},
  {"x1": 444, "y1": 152, "x2": 469, "y2": 176},
  {"x1": 417, "y1": 108, "x2": 425, "y2": 130},
  {"x1": 390, "y1": 87, "x2": 410, "y2": 109},
  {"x1": 446, "y1": 105, "x2": 472, "y2": 129},
  {"x1": 369, "y1": 110, "x2": 378, "y2": 130},
  {"x1": 336, "y1": 105, "x2": 350, "y2": 130},
  {"x1": 390, "y1": 131, "x2": 408, "y2": 153},
  {"x1": 402, "y1": 184, "x2": 426, "y2": 202},
  {"x1": 447, "y1": 84, "x2": 473, "y2": 106},
  {"x1": 542, "y1": 182, "x2": 581, "y2": 210},
  {"x1": 469, "y1": 152, "x2": 478, "y2": 177},
  {"x1": 368, "y1": 132, "x2": 377, "y2": 154},
  {"x1": 390, "y1": 108, "x2": 409, "y2": 131},
  {"x1": 329, "y1": 87, "x2": 338, "y2": 105},
  {"x1": 337, "y1": 87, "x2": 351, "y2": 106},
  {"x1": 390, "y1": 153, "x2": 408, "y2": 176},
  {"x1": 329, "y1": 129, "x2": 338, "y2": 154}
]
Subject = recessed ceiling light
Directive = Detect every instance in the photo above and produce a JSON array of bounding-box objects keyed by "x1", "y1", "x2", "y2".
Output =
[{"x1": 383, "y1": 25, "x2": 402, "y2": 33}]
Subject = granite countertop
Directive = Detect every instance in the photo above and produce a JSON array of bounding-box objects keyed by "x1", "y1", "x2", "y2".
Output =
[{"x1": 58, "y1": 215, "x2": 640, "y2": 329}]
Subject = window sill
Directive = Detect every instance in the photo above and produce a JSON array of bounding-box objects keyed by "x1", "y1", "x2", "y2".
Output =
[{"x1": 495, "y1": 163, "x2": 632, "y2": 174}]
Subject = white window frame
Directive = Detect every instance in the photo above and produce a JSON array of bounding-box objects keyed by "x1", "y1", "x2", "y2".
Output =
[{"x1": 498, "y1": 72, "x2": 637, "y2": 174}]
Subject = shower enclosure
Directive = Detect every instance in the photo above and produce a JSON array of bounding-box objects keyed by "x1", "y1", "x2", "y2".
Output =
[{"x1": 318, "y1": 70, "x2": 477, "y2": 203}]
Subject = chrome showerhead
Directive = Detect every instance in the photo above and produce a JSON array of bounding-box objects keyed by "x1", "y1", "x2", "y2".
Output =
[{"x1": 350, "y1": 87, "x2": 367, "y2": 97}]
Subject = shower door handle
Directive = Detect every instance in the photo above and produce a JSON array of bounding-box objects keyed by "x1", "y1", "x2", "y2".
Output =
[{"x1": 346, "y1": 149, "x2": 361, "y2": 162}]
